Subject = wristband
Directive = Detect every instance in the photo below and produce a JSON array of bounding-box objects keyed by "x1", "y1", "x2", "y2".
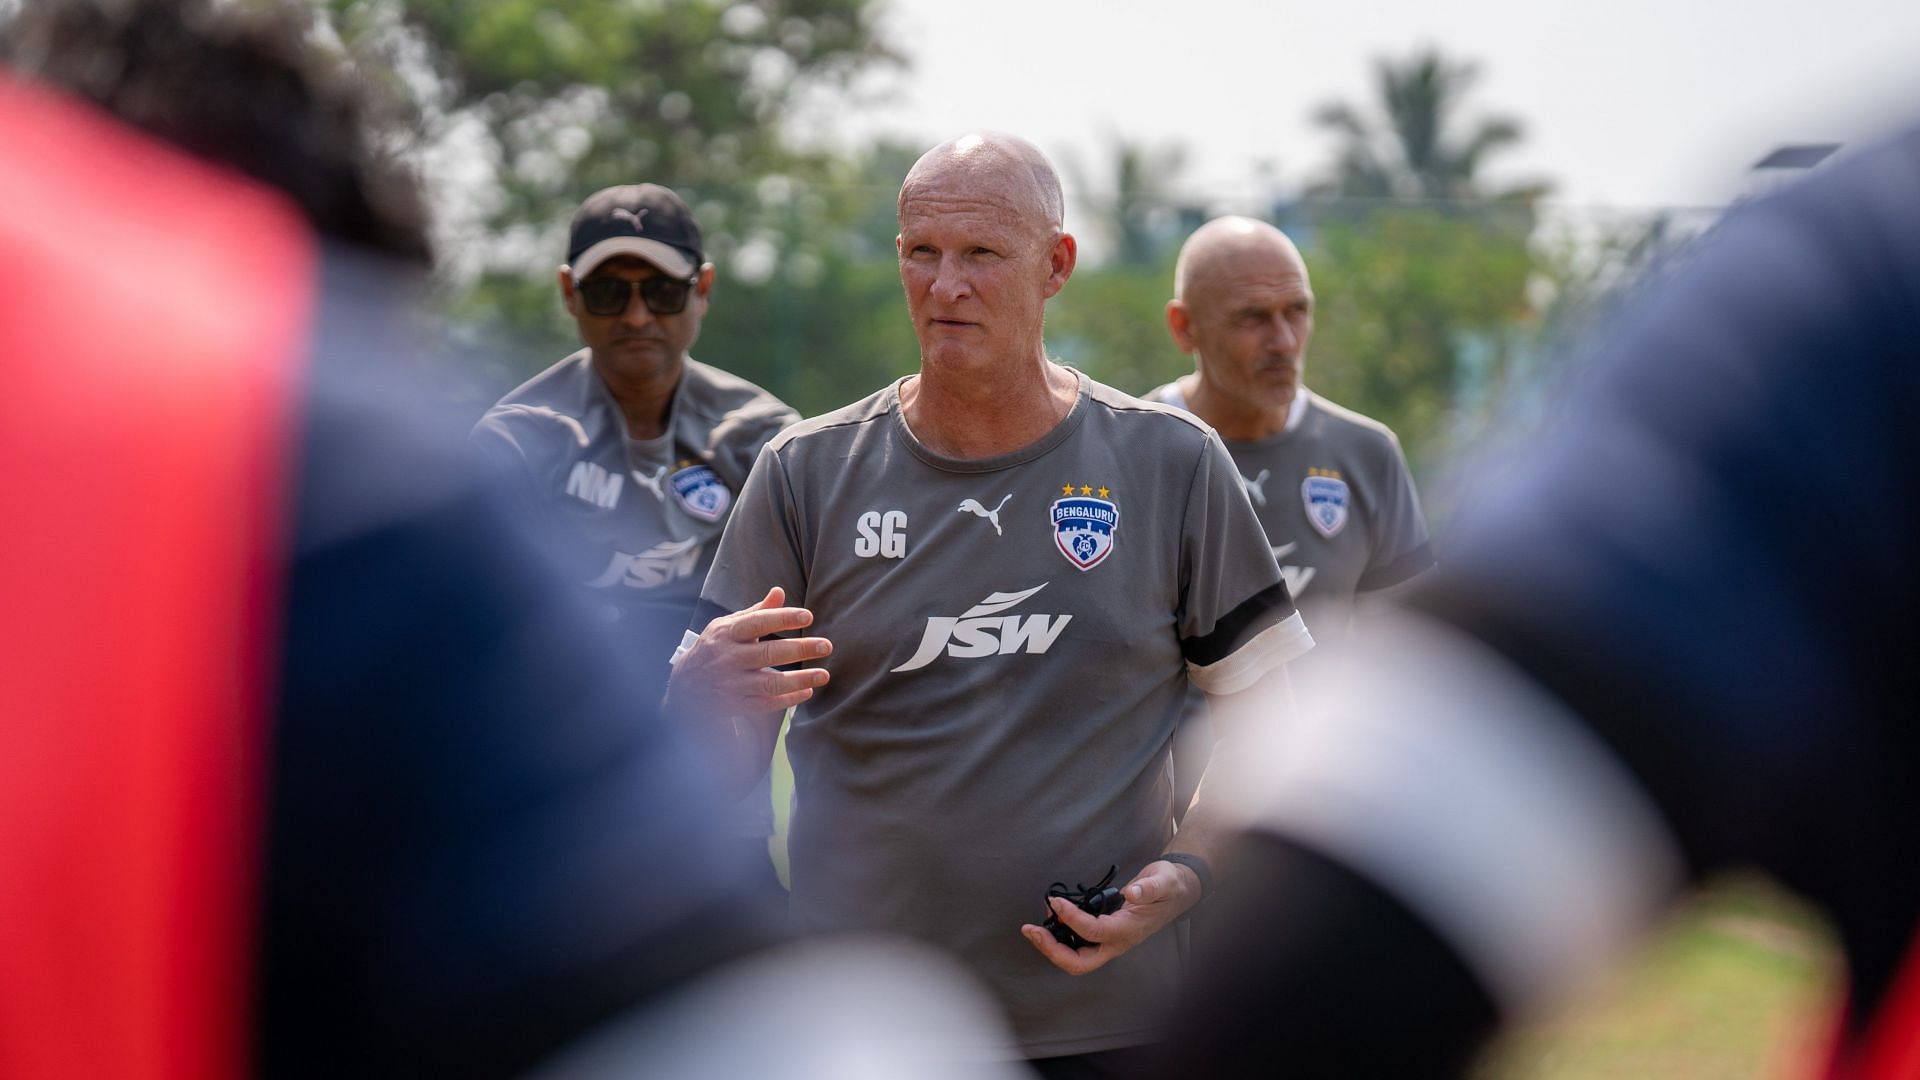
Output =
[{"x1": 1157, "y1": 851, "x2": 1214, "y2": 902}]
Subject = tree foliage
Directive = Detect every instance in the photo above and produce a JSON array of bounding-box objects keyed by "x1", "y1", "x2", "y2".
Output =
[
  {"x1": 1288, "y1": 46, "x2": 1553, "y2": 476},
  {"x1": 1304, "y1": 206, "x2": 1538, "y2": 474},
  {"x1": 320, "y1": 0, "x2": 907, "y2": 408},
  {"x1": 1069, "y1": 137, "x2": 1196, "y2": 267},
  {"x1": 1044, "y1": 256, "x2": 1184, "y2": 396},
  {"x1": 1309, "y1": 47, "x2": 1542, "y2": 204},
  {"x1": 327, "y1": 0, "x2": 897, "y2": 227}
]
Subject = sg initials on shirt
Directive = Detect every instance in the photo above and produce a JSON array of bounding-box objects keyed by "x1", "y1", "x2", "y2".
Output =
[{"x1": 854, "y1": 510, "x2": 908, "y2": 559}]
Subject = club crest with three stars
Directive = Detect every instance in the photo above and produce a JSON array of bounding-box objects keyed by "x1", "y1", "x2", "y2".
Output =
[
  {"x1": 1301, "y1": 467, "x2": 1349, "y2": 538},
  {"x1": 1051, "y1": 483, "x2": 1118, "y2": 571},
  {"x1": 670, "y1": 458, "x2": 731, "y2": 522}
]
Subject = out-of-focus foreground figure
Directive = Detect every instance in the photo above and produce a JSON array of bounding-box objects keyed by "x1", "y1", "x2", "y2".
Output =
[
  {"x1": 1155, "y1": 125, "x2": 1920, "y2": 1078},
  {"x1": 0, "y1": 3, "x2": 1013, "y2": 1078}
]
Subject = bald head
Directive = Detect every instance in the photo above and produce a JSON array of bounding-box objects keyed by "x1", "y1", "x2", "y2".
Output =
[
  {"x1": 899, "y1": 132, "x2": 1065, "y2": 235},
  {"x1": 1174, "y1": 217, "x2": 1308, "y2": 302},
  {"x1": 1165, "y1": 217, "x2": 1315, "y2": 430}
]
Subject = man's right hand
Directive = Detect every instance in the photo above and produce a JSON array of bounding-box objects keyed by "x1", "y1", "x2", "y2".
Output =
[{"x1": 666, "y1": 585, "x2": 832, "y2": 724}]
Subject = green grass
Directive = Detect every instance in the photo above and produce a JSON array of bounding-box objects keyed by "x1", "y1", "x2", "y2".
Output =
[{"x1": 1476, "y1": 879, "x2": 1840, "y2": 1079}]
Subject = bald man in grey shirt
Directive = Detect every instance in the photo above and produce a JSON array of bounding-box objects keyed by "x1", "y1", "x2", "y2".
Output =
[
  {"x1": 1145, "y1": 218, "x2": 1432, "y2": 824},
  {"x1": 667, "y1": 136, "x2": 1311, "y2": 1069},
  {"x1": 1148, "y1": 217, "x2": 1433, "y2": 674}
]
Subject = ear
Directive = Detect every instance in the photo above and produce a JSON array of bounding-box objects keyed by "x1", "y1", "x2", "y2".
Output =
[
  {"x1": 558, "y1": 265, "x2": 582, "y2": 317},
  {"x1": 1166, "y1": 298, "x2": 1197, "y2": 353},
  {"x1": 1041, "y1": 232, "x2": 1077, "y2": 299},
  {"x1": 689, "y1": 263, "x2": 716, "y2": 315}
]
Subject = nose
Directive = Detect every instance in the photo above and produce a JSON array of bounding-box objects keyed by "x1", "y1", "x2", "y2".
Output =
[
  {"x1": 1266, "y1": 312, "x2": 1300, "y2": 354},
  {"x1": 619, "y1": 288, "x2": 656, "y2": 329},
  {"x1": 930, "y1": 254, "x2": 970, "y2": 303}
]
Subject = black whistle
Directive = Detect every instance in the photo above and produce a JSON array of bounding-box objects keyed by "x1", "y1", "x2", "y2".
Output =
[{"x1": 1041, "y1": 865, "x2": 1124, "y2": 949}]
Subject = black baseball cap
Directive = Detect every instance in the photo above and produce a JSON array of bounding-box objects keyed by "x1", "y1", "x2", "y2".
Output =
[{"x1": 566, "y1": 184, "x2": 703, "y2": 279}]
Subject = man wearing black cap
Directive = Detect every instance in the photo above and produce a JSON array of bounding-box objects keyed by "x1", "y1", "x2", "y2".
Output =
[{"x1": 474, "y1": 185, "x2": 800, "y2": 896}]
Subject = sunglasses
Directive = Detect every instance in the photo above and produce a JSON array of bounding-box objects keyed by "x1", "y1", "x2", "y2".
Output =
[{"x1": 576, "y1": 272, "x2": 700, "y2": 317}]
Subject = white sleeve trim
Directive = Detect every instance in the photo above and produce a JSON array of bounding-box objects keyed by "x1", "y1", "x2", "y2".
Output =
[
  {"x1": 1228, "y1": 612, "x2": 1685, "y2": 1014},
  {"x1": 1186, "y1": 610, "x2": 1314, "y2": 696},
  {"x1": 669, "y1": 629, "x2": 700, "y2": 667}
]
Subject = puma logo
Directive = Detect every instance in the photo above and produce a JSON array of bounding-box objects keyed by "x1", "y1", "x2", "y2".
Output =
[
  {"x1": 612, "y1": 207, "x2": 649, "y2": 231},
  {"x1": 1240, "y1": 468, "x2": 1271, "y2": 507},
  {"x1": 956, "y1": 494, "x2": 1013, "y2": 536},
  {"x1": 631, "y1": 464, "x2": 668, "y2": 501}
]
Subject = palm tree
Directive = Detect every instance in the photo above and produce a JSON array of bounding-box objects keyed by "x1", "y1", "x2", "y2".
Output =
[
  {"x1": 1071, "y1": 136, "x2": 1191, "y2": 266},
  {"x1": 1310, "y1": 49, "x2": 1543, "y2": 203}
]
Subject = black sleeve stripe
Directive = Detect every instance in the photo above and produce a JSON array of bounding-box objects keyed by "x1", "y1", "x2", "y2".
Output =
[
  {"x1": 1357, "y1": 542, "x2": 1436, "y2": 594},
  {"x1": 1182, "y1": 580, "x2": 1299, "y2": 668},
  {"x1": 690, "y1": 597, "x2": 729, "y2": 634}
]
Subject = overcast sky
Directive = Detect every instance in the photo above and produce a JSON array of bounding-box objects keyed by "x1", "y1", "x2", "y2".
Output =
[{"x1": 797, "y1": 0, "x2": 1920, "y2": 223}]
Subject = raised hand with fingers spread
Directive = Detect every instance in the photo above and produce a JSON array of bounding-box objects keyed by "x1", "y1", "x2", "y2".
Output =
[{"x1": 664, "y1": 586, "x2": 832, "y2": 791}]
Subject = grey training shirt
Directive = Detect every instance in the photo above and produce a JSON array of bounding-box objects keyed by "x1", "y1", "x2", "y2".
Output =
[
  {"x1": 474, "y1": 352, "x2": 797, "y2": 833},
  {"x1": 474, "y1": 352, "x2": 797, "y2": 672},
  {"x1": 1143, "y1": 384, "x2": 1432, "y2": 674},
  {"x1": 698, "y1": 368, "x2": 1311, "y2": 1056}
]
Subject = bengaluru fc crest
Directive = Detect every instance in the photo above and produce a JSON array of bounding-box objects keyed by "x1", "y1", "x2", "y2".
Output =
[
  {"x1": 1050, "y1": 492, "x2": 1118, "y2": 571},
  {"x1": 670, "y1": 462, "x2": 731, "y2": 522},
  {"x1": 1301, "y1": 472, "x2": 1349, "y2": 538}
]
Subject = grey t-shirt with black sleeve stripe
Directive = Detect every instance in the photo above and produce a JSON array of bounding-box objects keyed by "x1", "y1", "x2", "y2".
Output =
[
  {"x1": 472, "y1": 352, "x2": 797, "y2": 684},
  {"x1": 473, "y1": 353, "x2": 797, "y2": 837},
  {"x1": 696, "y1": 367, "x2": 1312, "y2": 1057},
  {"x1": 1144, "y1": 384, "x2": 1433, "y2": 675}
]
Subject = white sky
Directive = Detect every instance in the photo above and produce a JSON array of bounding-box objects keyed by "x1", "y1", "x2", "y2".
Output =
[{"x1": 797, "y1": 0, "x2": 1920, "y2": 225}]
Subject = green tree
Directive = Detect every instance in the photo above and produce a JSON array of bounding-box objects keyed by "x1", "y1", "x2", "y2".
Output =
[
  {"x1": 691, "y1": 140, "x2": 927, "y2": 415},
  {"x1": 1294, "y1": 48, "x2": 1550, "y2": 477},
  {"x1": 320, "y1": 0, "x2": 905, "y2": 406},
  {"x1": 1044, "y1": 255, "x2": 1181, "y2": 395},
  {"x1": 1070, "y1": 137, "x2": 1193, "y2": 267},
  {"x1": 327, "y1": 0, "x2": 897, "y2": 226},
  {"x1": 1309, "y1": 48, "x2": 1540, "y2": 203},
  {"x1": 1304, "y1": 205, "x2": 1538, "y2": 472}
]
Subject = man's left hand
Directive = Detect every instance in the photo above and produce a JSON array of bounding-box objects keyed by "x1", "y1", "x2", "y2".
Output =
[{"x1": 1019, "y1": 860, "x2": 1202, "y2": 975}]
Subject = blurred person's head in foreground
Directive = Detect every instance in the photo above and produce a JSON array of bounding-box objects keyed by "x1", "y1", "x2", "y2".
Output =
[
  {"x1": 1, "y1": 0, "x2": 427, "y2": 263},
  {"x1": 1149, "y1": 125, "x2": 1920, "y2": 1079},
  {"x1": 0, "y1": 4, "x2": 1014, "y2": 1078}
]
